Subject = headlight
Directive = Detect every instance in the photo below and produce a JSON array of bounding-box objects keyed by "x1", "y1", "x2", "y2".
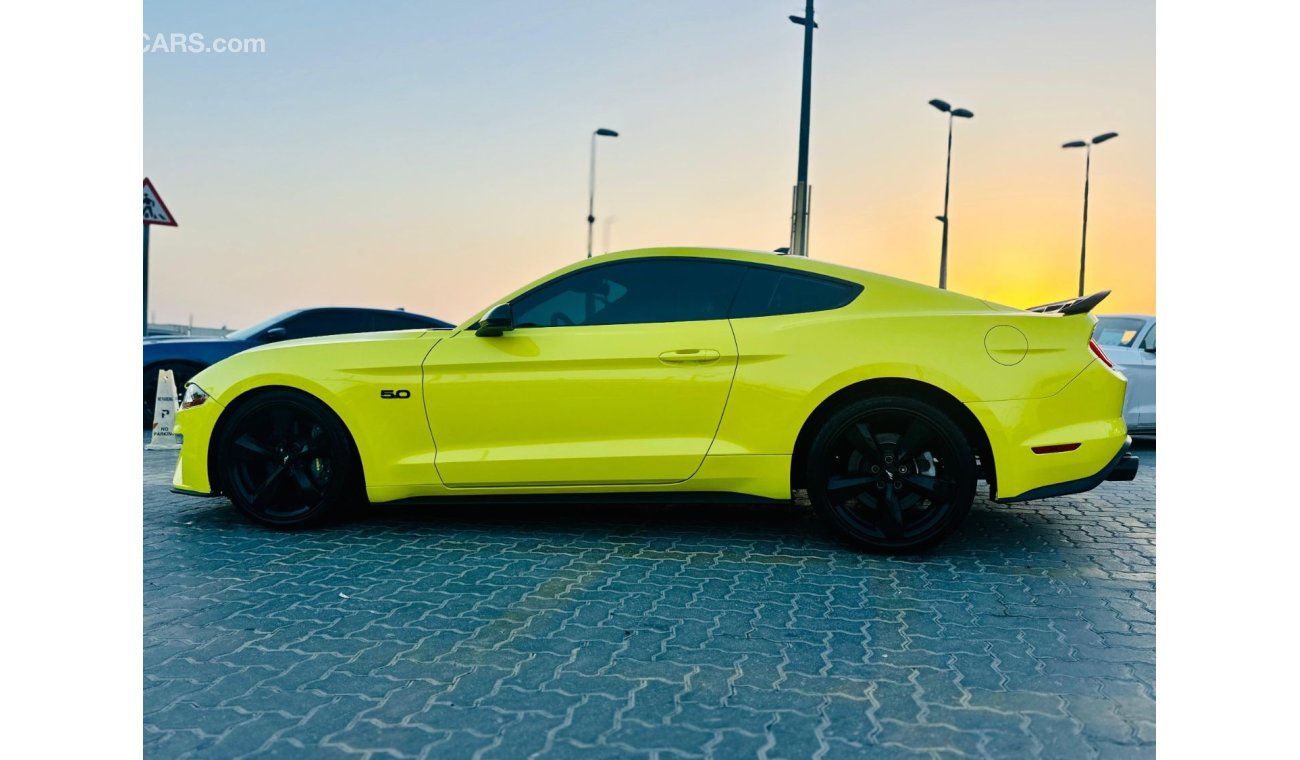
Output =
[{"x1": 180, "y1": 383, "x2": 210, "y2": 410}]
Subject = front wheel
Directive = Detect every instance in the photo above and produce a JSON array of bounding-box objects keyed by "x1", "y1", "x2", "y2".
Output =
[
  {"x1": 216, "y1": 391, "x2": 360, "y2": 527},
  {"x1": 805, "y1": 396, "x2": 977, "y2": 554}
]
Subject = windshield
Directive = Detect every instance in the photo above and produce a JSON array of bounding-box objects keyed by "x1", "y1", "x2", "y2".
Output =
[
  {"x1": 1093, "y1": 317, "x2": 1148, "y2": 348},
  {"x1": 226, "y1": 311, "x2": 297, "y2": 341}
]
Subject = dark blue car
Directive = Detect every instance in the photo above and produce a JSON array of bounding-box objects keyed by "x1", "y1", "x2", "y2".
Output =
[{"x1": 144, "y1": 307, "x2": 453, "y2": 425}]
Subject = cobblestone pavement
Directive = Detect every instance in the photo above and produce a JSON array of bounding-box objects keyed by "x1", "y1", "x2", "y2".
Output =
[{"x1": 144, "y1": 441, "x2": 1155, "y2": 759}]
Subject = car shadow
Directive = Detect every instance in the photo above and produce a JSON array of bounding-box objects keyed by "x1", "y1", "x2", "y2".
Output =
[{"x1": 174, "y1": 491, "x2": 1077, "y2": 562}]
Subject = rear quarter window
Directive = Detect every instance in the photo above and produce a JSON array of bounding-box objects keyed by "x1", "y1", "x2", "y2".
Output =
[{"x1": 729, "y1": 267, "x2": 863, "y2": 319}]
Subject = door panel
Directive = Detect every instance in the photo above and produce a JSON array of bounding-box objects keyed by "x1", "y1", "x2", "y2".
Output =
[{"x1": 423, "y1": 321, "x2": 738, "y2": 487}]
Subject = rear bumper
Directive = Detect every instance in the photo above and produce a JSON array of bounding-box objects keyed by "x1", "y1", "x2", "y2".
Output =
[
  {"x1": 996, "y1": 436, "x2": 1138, "y2": 503},
  {"x1": 968, "y1": 359, "x2": 1131, "y2": 501}
]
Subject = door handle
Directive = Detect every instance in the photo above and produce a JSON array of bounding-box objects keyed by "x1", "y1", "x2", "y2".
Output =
[{"x1": 659, "y1": 349, "x2": 721, "y2": 364}]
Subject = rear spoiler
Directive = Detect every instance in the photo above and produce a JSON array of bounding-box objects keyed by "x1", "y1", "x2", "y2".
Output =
[{"x1": 1026, "y1": 290, "x2": 1111, "y2": 315}]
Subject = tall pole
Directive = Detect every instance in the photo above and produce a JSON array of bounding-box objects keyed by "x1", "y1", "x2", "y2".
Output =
[
  {"x1": 1078, "y1": 145, "x2": 1091, "y2": 298},
  {"x1": 143, "y1": 224, "x2": 150, "y2": 336},
  {"x1": 586, "y1": 128, "x2": 619, "y2": 258},
  {"x1": 929, "y1": 99, "x2": 972, "y2": 288},
  {"x1": 1063, "y1": 132, "x2": 1115, "y2": 297},
  {"x1": 939, "y1": 114, "x2": 953, "y2": 289},
  {"x1": 789, "y1": 0, "x2": 816, "y2": 257},
  {"x1": 587, "y1": 133, "x2": 598, "y2": 259}
]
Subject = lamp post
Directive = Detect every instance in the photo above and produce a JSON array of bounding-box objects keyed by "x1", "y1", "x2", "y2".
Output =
[
  {"x1": 587, "y1": 128, "x2": 619, "y2": 258},
  {"x1": 787, "y1": 0, "x2": 817, "y2": 257},
  {"x1": 1062, "y1": 131, "x2": 1119, "y2": 297},
  {"x1": 928, "y1": 99, "x2": 974, "y2": 289}
]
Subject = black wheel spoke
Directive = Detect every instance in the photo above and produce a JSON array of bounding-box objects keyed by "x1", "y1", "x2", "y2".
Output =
[
  {"x1": 879, "y1": 484, "x2": 905, "y2": 539},
  {"x1": 249, "y1": 465, "x2": 288, "y2": 506},
  {"x1": 233, "y1": 434, "x2": 276, "y2": 461},
  {"x1": 845, "y1": 422, "x2": 882, "y2": 464},
  {"x1": 896, "y1": 417, "x2": 932, "y2": 462},
  {"x1": 290, "y1": 465, "x2": 321, "y2": 495},
  {"x1": 901, "y1": 473, "x2": 952, "y2": 502},
  {"x1": 827, "y1": 474, "x2": 876, "y2": 501}
]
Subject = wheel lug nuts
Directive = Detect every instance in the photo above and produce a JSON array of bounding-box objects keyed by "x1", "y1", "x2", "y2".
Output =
[
  {"x1": 884, "y1": 456, "x2": 894, "y2": 464},
  {"x1": 899, "y1": 466, "x2": 908, "y2": 474},
  {"x1": 871, "y1": 465, "x2": 880, "y2": 473}
]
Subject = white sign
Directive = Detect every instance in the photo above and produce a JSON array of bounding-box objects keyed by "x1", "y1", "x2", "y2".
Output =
[
  {"x1": 143, "y1": 178, "x2": 177, "y2": 226},
  {"x1": 146, "y1": 369, "x2": 182, "y2": 450}
]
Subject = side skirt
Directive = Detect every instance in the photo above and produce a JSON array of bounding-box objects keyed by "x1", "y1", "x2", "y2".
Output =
[{"x1": 385, "y1": 491, "x2": 792, "y2": 507}]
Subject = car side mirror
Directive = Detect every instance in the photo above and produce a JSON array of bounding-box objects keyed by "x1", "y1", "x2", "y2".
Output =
[
  {"x1": 1144, "y1": 344, "x2": 1155, "y2": 354},
  {"x1": 475, "y1": 303, "x2": 514, "y2": 337},
  {"x1": 263, "y1": 327, "x2": 289, "y2": 342}
]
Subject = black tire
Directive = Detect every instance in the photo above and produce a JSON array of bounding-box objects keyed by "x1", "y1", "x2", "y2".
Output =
[
  {"x1": 805, "y1": 395, "x2": 977, "y2": 554},
  {"x1": 144, "y1": 363, "x2": 205, "y2": 429},
  {"x1": 215, "y1": 390, "x2": 360, "y2": 528}
]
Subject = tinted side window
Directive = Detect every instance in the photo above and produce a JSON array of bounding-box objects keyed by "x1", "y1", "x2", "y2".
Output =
[
  {"x1": 279, "y1": 310, "x2": 367, "y2": 339},
  {"x1": 513, "y1": 259, "x2": 745, "y2": 328},
  {"x1": 730, "y1": 267, "x2": 862, "y2": 318}
]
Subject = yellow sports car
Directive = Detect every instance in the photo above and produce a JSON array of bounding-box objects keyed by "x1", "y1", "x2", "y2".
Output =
[{"x1": 172, "y1": 247, "x2": 1137, "y2": 552}]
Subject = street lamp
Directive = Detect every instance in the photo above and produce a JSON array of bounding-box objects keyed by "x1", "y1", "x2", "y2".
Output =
[
  {"x1": 587, "y1": 128, "x2": 619, "y2": 258},
  {"x1": 928, "y1": 98, "x2": 974, "y2": 290},
  {"x1": 1063, "y1": 131, "x2": 1119, "y2": 297},
  {"x1": 787, "y1": 0, "x2": 817, "y2": 257}
]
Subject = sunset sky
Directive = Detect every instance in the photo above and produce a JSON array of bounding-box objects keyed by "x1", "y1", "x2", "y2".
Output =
[{"x1": 144, "y1": 0, "x2": 1154, "y2": 329}]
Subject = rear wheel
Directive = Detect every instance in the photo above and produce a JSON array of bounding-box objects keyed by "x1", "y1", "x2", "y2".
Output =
[
  {"x1": 216, "y1": 391, "x2": 359, "y2": 527},
  {"x1": 805, "y1": 396, "x2": 976, "y2": 553}
]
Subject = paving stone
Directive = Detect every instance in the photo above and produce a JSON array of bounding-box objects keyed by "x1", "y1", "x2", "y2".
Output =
[{"x1": 144, "y1": 440, "x2": 1157, "y2": 758}]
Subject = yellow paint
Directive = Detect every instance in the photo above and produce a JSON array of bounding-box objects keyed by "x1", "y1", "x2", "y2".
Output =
[{"x1": 173, "y1": 247, "x2": 1128, "y2": 502}]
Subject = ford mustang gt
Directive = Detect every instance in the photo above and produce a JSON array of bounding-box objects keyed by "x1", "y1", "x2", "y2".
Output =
[{"x1": 172, "y1": 247, "x2": 1137, "y2": 552}]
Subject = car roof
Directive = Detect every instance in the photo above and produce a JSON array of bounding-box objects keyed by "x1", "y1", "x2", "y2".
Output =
[{"x1": 578, "y1": 247, "x2": 891, "y2": 288}]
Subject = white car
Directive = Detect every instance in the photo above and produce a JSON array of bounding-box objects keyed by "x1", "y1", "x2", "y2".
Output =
[{"x1": 1093, "y1": 314, "x2": 1156, "y2": 435}]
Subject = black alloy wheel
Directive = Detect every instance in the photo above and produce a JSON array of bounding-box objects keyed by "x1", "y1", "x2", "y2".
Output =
[
  {"x1": 217, "y1": 391, "x2": 359, "y2": 527},
  {"x1": 806, "y1": 396, "x2": 976, "y2": 553}
]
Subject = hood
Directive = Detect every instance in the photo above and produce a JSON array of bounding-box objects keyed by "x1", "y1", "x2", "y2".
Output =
[
  {"x1": 240, "y1": 328, "x2": 444, "y2": 354},
  {"x1": 189, "y1": 328, "x2": 444, "y2": 405}
]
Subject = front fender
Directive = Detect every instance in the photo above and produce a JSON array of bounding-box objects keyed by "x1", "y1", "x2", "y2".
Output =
[{"x1": 187, "y1": 332, "x2": 442, "y2": 488}]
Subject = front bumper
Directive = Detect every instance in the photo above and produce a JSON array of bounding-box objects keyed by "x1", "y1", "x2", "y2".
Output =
[
  {"x1": 996, "y1": 436, "x2": 1138, "y2": 503},
  {"x1": 171, "y1": 394, "x2": 224, "y2": 496}
]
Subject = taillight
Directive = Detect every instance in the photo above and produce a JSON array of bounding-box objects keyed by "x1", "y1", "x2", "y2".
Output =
[{"x1": 1089, "y1": 339, "x2": 1114, "y2": 368}]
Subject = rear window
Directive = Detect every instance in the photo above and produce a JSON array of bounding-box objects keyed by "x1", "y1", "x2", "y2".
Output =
[
  {"x1": 729, "y1": 267, "x2": 862, "y2": 319},
  {"x1": 1093, "y1": 317, "x2": 1148, "y2": 348}
]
